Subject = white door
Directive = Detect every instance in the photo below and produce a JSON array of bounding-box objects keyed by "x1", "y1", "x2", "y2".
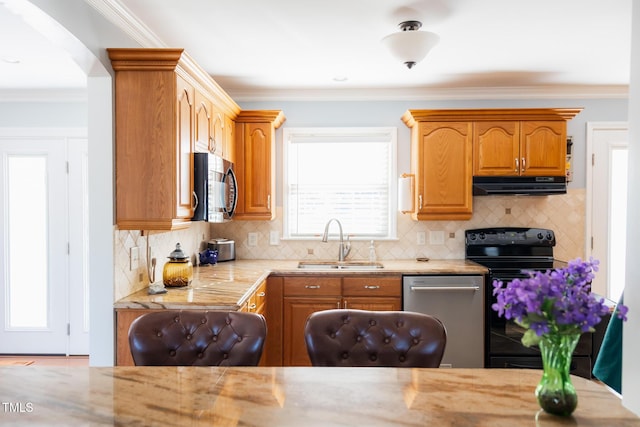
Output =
[
  {"x1": 586, "y1": 122, "x2": 628, "y2": 303},
  {"x1": 0, "y1": 132, "x2": 88, "y2": 354}
]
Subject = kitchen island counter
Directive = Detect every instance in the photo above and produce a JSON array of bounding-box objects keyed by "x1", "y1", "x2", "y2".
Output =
[
  {"x1": 114, "y1": 259, "x2": 487, "y2": 309},
  {"x1": 1, "y1": 366, "x2": 637, "y2": 426}
]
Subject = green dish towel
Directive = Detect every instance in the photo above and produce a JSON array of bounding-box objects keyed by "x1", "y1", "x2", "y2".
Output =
[{"x1": 593, "y1": 293, "x2": 624, "y2": 394}]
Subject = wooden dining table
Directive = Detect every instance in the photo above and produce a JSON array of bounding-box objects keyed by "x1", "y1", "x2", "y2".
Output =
[{"x1": 0, "y1": 366, "x2": 638, "y2": 426}]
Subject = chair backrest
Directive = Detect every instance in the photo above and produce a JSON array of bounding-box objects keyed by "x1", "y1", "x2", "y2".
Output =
[
  {"x1": 304, "y1": 309, "x2": 447, "y2": 367},
  {"x1": 128, "y1": 310, "x2": 267, "y2": 366}
]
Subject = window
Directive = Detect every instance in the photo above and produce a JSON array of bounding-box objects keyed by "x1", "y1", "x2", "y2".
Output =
[{"x1": 283, "y1": 127, "x2": 397, "y2": 240}]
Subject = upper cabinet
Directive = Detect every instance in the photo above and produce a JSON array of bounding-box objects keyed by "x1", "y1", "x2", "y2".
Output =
[
  {"x1": 108, "y1": 48, "x2": 240, "y2": 231},
  {"x1": 474, "y1": 119, "x2": 569, "y2": 176},
  {"x1": 402, "y1": 108, "x2": 581, "y2": 221},
  {"x1": 234, "y1": 110, "x2": 286, "y2": 220}
]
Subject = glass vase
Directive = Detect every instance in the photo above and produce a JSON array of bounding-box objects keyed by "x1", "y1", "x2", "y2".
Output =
[{"x1": 535, "y1": 333, "x2": 581, "y2": 416}]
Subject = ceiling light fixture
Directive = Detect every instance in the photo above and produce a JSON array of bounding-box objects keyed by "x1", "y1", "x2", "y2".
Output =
[{"x1": 381, "y1": 20, "x2": 439, "y2": 69}]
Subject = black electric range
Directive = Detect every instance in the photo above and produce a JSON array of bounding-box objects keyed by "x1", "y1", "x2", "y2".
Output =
[{"x1": 465, "y1": 227, "x2": 607, "y2": 379}]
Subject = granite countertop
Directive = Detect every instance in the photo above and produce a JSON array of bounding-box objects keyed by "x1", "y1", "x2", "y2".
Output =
[
  {"x1": 114, "y1": 259, "x2": 488, "y2": 310},
  {"x1": 1, "y1": 366, "x2": 637, "y2": 426}
]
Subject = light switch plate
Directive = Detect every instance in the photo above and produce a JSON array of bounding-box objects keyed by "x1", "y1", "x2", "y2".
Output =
[
  {"x1": 269, "y1": 230, "x2": 280, "y2": 246},
  {"x1": 417, "y1": 231, "x2": 426, "y2": 245},
  {"x1": 248, "y1": 232, "x2": 258, "y2": 247}
]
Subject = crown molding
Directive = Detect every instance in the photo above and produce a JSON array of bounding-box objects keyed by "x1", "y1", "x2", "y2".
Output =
[{"x1": 226, "y1": 84, "x2": 629, "y2": 102}]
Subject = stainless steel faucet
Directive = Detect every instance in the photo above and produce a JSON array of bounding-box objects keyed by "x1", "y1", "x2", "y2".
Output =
[{"x1": 322, "y1": 218, "x2": 351, "y2": 261}]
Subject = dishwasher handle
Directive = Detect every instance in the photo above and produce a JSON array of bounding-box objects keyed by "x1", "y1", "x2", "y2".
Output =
[{"x1": 410, "y1": 285, "x2": 480, "y2": 292}]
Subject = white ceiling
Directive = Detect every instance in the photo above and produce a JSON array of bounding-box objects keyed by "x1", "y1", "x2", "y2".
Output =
[{"x1": 0, "y1": 0, "x2": 633, "y2": 100}]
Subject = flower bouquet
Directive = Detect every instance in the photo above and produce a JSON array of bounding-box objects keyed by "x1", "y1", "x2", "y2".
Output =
[{"x1": 492, "y1": 257, "x2": 628, "y2": 416}]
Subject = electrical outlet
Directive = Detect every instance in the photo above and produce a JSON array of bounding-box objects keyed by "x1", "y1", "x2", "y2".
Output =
[
  {"x1": 269, "y1": 230, "x2": 280, "y2": 246},
  {"x1": 429, "y1": 231, "x2": 445, "y2": 245},
  {"x1": 417, "y1": 231, "x2": 426, "y2": 245},
  {"x1": 129, "y1": 246, "x2": 139, "y2": 271},
  {"x1": 248, "y1": 232, "x2": 258, "y2": 247}
]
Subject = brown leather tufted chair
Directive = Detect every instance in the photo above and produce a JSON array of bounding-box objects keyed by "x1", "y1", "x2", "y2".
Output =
[
  {"x1": 304, "y1": 309, "x2": 446, "y2": 367},
  {"x1": 128, "y1": 310, "x2": 267, "y2": 366}
]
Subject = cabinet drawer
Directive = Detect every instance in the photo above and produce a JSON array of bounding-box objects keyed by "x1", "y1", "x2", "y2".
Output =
[
  {"x1": 342, "y1": 276, "x2": 401, "y2": 297},
  {"x1": 283, "y1": 277, "x2": 341, "y2": 296}
]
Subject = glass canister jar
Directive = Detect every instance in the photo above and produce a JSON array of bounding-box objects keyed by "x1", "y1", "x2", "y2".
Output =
[{"x1": 162, "y1": 243, "x2": 193, "y2": 287}]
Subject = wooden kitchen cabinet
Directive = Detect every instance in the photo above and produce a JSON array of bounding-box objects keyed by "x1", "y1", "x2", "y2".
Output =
[
  {"x1": 474, "y1": 120, "x2": 568, "y2": 176},
  {"x1": 223, "y1": 114, "x2": 236, "y2": 163},
  {"x1": 281, "y1": 275, "x2": 401, "y2": 366},
  {"x1": 402, "y1": 109, "x2": 582, "y2": 221},
  {"x1": 234, "y1": 110, "x2": 286, "y2": 220},
  {"x1": 342, "y1": 276, "x2": 401, "y2": 310},
  {"x1": 403, "y1": 112, "x2": 473, "y2": 220},
  {"x1": 108, "y1": 48, "x2": 241, "y2": 230}
]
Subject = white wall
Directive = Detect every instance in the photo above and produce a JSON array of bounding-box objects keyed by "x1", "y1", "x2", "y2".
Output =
[{"x1": 622, "y1": 0, "x2": 640, "y2": 415}]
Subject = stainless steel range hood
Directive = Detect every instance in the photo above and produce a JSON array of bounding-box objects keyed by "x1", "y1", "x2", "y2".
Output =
[{"x1": 472, "y1": 176, "x2": 567, "y2": 196}]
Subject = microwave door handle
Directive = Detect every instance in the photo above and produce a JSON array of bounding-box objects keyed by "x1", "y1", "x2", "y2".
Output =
[{"x1": 192, "y1": 191, "x2": 198, "y2": 210}]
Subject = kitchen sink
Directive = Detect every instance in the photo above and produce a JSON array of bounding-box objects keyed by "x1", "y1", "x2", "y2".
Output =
[{"x1": 297, "y1": 261, "x2": 384, "y2": 270}]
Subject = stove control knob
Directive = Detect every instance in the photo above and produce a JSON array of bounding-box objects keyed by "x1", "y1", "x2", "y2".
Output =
[
  {"x1": 537, "y1": 232, "x2": 544, "y2": 240},
  {"x1": 546, "y1": 232, "x2": 553, "y2": 241},
  {"x1": 479, "y1": 232, "x2": 486, "y2": 240},
  {"x1": 468, "y1": 233, "x2": 477, "y2": 241}
]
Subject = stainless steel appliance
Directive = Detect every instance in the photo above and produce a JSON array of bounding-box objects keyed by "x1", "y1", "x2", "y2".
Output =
[
  {"x1": 403, "y1": 274, "x2": 484, "y2": 368},
  {"x1": 192, "y1": 153, "x2": 237, "y2": 222},
  {"x1": 208, "y1": 238, "x2": 235, "y2": 262},
  {"x1": 465, "y1": 227, "x2": 602, "y2": 379}
]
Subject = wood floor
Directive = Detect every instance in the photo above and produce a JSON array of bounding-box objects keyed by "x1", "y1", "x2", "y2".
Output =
[{"x1": 0, "y1": 355, "x2": 89, "y2": 367}]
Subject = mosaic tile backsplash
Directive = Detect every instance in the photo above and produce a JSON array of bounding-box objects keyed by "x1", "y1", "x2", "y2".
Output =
[{"x1": 114, "y1": 189, "x2": 585, "y2": 299}]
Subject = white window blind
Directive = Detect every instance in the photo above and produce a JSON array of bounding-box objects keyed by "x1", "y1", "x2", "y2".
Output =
[{"x1": 283, "y1": 127, "x2": 397, "y2": 240}]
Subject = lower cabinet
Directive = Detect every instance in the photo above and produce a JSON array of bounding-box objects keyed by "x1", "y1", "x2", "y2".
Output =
[{"x1": 278, "y1": 275, "x2": 401, "y2": 367}]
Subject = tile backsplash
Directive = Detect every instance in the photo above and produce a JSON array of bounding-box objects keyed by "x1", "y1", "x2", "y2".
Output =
[{"x1": 114, "y1": 189, "x2": 585, "y2": 300}]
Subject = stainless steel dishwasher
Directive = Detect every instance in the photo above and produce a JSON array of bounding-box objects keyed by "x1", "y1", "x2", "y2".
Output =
[{"x1": 403, "y1": 275, "x2": 484, "y2": 368}]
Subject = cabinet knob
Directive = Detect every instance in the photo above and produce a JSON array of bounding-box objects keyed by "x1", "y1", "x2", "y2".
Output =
[
  {"x1": 305, "y1": 285, "x2": 321, "y2": 289},
  {"x1": 257, "y1": 292, "x2": 266, "y2": 297},
  {"x1": 418, "y1": 194, "x2": 423, "y2": 210},
  {"x1": 521, "y1": 157, "x2": 526, "y2": 172},
  {"x1": 514, "y1": 158, "x2": 519, "y2": 173},
  {"x1": 363, "y1": 285, "x2": 380, "y2": 290}
]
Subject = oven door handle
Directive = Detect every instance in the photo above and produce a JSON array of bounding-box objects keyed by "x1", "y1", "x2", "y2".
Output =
[{"x1": 410, "y1": 286, "x2": 480, "y2": 292}]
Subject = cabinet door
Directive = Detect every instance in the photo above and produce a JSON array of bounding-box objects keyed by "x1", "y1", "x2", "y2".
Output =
[
  {"x1": 283, "y1": 297, "x2": 342, "y2": 366},
  {"x1": 210, "y1": 111, "x2": 225, "y2": 156},
  {"x1": 116, "y1": 309, "x2": 164, "y2": 366},
  {"x1": 473, "y1": 121, "x2": 520, "y2": 176},
  {"x1": 176, "y1": 76, "x2": 195, "y2": 220},
  {"x1": 520, "y1": 121, "x2": 566, "y2": 176},
  {"x1": 223, "y1": 115, "x2": 235, "y2": 163},
  {"x1": 414, "y1": 122, "x2": 472, "y2": 220},
  {"x1": 194, "y1": 91, "x2": 212, "y2": 153},
  {"x1": 235, "y1": 122, "x2": 275, "y2": 219}
]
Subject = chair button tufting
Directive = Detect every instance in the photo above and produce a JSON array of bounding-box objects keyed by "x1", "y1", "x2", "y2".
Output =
[
  {"x1": 226, "y1": 318, "x2": 231, "y2": 325},
  {"x1": 341, "y1": 352, "x2": 349, "y2": 359},
  {"x1": 330, "y1": 333, "x2": 336, "y2": 338},
  {"x1": 223, "y1": 353, "x2": 229, "y2": 359},
  {"x1": 369, "y1": 320, "x2": 376, "y2": 326},
  {"x1": 356, "y1": 335, "x2": 362, "y2": 342},
  {"x1": 200, "y1": 318, "x2": 206, "y2": 324},
  {"x1": 412, "y1": 338, "x2": 420, "y2": 345},
  {"x1": 186, "y1": 334, "x2": 192, "y2": 340},
  {"x1": 173, "y1": 316, "x2": 179, "y2": 323},
  {"x1": 212, "y1": 335, "x2": 218, "y2": 342},
  {"x1": 156, "y1": 332, "x2": 162, "y2": 337},
  {"x1": 169, "y1": 350, "x2": 176, "y2": 357},
  {"x1": 399, "y1": 355, "x2": 406, "y2": 362},
  {"x1": 198, "y1": 353, "x2": 204, "y2": 359},
  {"x1": 370, "y1": 354, "x2": 377, "y2": 361},
  {"x1": 384, "y1": 337, "x2": 390, "y2": 344},
  {"x1": 237, "y1": 336, "x2": 243, "y2": 342}
]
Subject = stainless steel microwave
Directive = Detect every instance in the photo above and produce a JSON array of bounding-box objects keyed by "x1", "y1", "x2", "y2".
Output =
[{"x1": 192, "y1": 153, "x2": 237, "y2": 222}]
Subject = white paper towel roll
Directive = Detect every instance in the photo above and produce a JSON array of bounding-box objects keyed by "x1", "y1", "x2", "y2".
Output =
[{"x1": 398, "y1": 175, "x2": 413, "y2": 212}]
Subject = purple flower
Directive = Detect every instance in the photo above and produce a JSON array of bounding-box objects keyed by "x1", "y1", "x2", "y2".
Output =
[{"x1": 492, "y1": 257, "x2": 628, "y2": 347}]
